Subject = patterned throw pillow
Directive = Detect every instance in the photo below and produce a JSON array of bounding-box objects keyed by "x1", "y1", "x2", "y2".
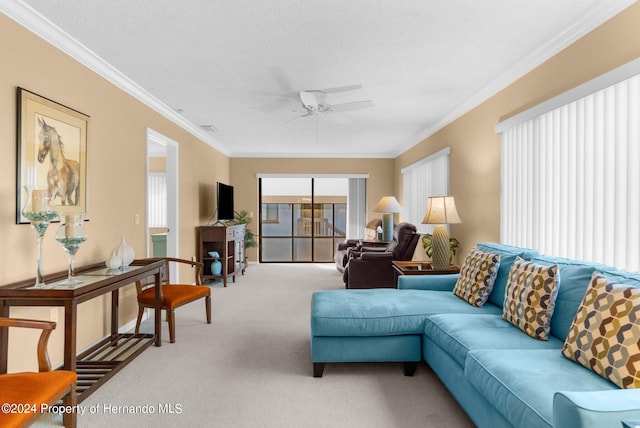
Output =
[
  {"x1": 502, "y1": 257, "x2": 559, "y2": 340},
  {"x1": 453, "y1": 249, "x2": 501, "y2": 307},
  {"x1": 562, "y1": 273, "x2": 640, "y2": 389}
]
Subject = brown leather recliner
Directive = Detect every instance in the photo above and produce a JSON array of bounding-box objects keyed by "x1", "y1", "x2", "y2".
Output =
[
  {"x1": 333, "y1": 219, "x2": 383, "y2": 273},
  {"x1": 343, "y1": 222, "x2": 420, "y2": 288}
]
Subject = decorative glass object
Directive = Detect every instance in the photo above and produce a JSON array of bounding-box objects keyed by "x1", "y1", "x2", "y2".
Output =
[
  {"x1": 22, "y1": 185, "x2": 58, "y2": 287},
  {"x1": 55, "y1": 212, "x2": 88, "y2": 285}
]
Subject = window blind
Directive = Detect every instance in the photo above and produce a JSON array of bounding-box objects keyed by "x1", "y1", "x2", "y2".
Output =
[
  {"x1": 347, "y1": 177, "x2": 367, "y2": 238},
  {"x1": 148, "y1": 173, "x2": 167, "y2": 228},
  {"x1": 500, "y1": 73, "x2": 640, "y2": 270},
  {"x1": 401, "y1": 148, "x2": 451, "y2": 234}
]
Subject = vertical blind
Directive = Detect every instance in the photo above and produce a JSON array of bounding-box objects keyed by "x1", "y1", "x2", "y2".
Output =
[
  {"x1": 500, "y1": 73, "x2": 640, "y2": 271},
  {"x1": 148, "y1": 173, "x2": 167, "y2": 228},
  {"x1": 401, "y1": 148, "x2": 450, "y2": 234},
  {"x1": 347, "y1": 177, "x2": 367, "y2": 238}
]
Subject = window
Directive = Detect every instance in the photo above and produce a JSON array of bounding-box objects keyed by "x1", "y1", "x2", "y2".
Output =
[
  {"x1": 497, "y1": 59, "x2": 640, "y2": 270},
  {"x1": 148, "y1": 173, "x2": 167, "y2": 228},
  {"x1": 401, "y1": 148, "x2": 451, "y2": 234}
]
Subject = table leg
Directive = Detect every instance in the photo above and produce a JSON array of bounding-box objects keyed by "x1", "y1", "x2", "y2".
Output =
[
  {"x1": 154, "y1": 271, "x2": 162, "y2": 347},
  {"x1": 0, "y1": 301, "x2": 8, "y2": 373},
  {"x1": 111, "y1": 289, "x2": 119, "y2": 346},
  {"x1": 64, "y1": 300, "x2": 77, "y2": 372}
]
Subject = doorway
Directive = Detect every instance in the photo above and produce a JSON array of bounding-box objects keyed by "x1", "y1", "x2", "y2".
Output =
[{"x1": 146, "y1": 129, "x2": 179, "y2": 279}]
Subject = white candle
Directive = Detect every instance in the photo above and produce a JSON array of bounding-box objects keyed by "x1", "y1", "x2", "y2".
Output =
[
  {"x1": 32, "y1": 189, "x2": 48, "y2": 212},
  {"x1": 65, "y1": 214, "x2": 77, "y2": 238}
]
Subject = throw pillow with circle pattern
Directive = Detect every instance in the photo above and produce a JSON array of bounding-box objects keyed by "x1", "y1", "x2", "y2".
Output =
[
  {"x1": 502, "y1": 257, "x2": 559, "y2": 340},
  {"x1": 562, "y1": 273, "x2": 640, "y2": 389},
  {"x1": 453, "y1": 249, "x2": 501, "y2": 307}
]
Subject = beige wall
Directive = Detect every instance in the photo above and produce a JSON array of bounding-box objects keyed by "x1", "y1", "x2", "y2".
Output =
[
  {"x1": 395, "y1": 3, "x2": 640, "y2": 260},
  {"x1": 230, "y1": 158, "x2": 395, "y2": 260},
  {"x1": 0, "y1": 15, "x2": 229, "y2": 372}
]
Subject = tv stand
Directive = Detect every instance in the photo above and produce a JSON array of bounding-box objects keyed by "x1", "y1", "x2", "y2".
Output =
[{"x1": 198, "y1": 224, "x2": 245, "y2": 286}]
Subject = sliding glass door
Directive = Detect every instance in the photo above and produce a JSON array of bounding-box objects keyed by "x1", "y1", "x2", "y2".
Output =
[{"x1": 259, "y1": 177, "x2": 350, "y2": 263}]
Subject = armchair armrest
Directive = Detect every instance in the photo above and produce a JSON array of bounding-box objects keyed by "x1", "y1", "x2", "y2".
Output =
[
  {"x1": 397, "y1": 274, "x2": 459, "y2": 291},
  {"x1": 347, "y1": 245, "x2": 388, "y2": 261},
  {"x1": 133, "y1": 257, "x2": 204, "y2": 286},
  {"x1": 554, "y1": 389, "x2": 640, "y2": 428},
  {"x1": 337, "y1": 239, "x2": 360, "y2": 251},
  {"x1": 359, "y1": 246, "x2": 389, "y2": 252},
  {"x1": 164, "y1": 257, "x2": 204, "y2": 285},
  {"x1": 0, "y1": 317, "x2": 56, "y2": 372}
]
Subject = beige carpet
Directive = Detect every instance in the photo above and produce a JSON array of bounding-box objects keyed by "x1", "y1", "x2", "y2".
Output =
[{"x1": 36, "y1": 263, "x2": 475, "y2": 428}]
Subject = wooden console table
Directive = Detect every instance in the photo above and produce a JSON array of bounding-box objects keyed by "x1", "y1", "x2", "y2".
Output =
[{"x1": 0, "y1": 259, "x2": 164, "y2": 403}]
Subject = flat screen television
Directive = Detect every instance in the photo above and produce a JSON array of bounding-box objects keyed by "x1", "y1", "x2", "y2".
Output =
[{"x1": 216, "y1": 182, "x2": 235, "y2": 221}]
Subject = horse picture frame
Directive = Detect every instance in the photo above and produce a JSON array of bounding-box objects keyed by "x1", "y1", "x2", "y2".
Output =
[{"x1": 16, "y1": 88, "x2": 89, "y2": 224}]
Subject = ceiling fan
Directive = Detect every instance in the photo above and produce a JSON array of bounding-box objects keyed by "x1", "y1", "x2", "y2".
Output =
[{"x1": 286, "y1": 85, "x2": 373, "y2": 123}]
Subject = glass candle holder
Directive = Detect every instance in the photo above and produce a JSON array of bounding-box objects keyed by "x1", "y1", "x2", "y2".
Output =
[
  {"x1": 22, "y1": 185, "x2": 58, "y2": 287},
  {"x1": 55, "y1": 212, "x2": 88, "y2": 285}
]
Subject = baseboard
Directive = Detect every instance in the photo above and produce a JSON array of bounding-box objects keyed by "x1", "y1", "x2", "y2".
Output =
[{"x1": 119, "y1": 312, "x2": 148, "y2": 333}]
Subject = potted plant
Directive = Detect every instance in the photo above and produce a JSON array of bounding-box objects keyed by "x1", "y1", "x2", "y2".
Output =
[
  {"x1": 234, "y1": 210, "x2": 257, "y2": 249},
  {"x1": 422, "y1": 233, "x2": 460, "y2": 264}
]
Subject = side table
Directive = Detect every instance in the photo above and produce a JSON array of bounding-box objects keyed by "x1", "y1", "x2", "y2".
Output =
[{"x1": 392, "y1": 261, "x2": 460, "y2": 287}]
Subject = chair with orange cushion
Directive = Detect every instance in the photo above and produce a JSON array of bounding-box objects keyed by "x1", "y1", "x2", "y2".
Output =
[
  {"x1": 0, "y1": 317, "x2": 77, "y2": 428},
  {"x1": 134, "y1": 257, "x2": 211, "y2": 343}
]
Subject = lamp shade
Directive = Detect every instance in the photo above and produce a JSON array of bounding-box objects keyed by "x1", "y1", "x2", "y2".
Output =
[
  {"x1": 374, "y1": 196, "x2": 403, "y2": 214},
  {"x1": 422, "y1": 196, "x2": 461, "y2": 225}
]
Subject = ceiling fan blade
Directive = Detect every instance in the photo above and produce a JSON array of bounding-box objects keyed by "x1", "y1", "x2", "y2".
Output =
[
  {"x1": 329, "y1": 100, "x2": 374, "y2": 113},
  {"x1": 283, "y1": 112, "x2": 314, "y2": 124},
  {"x1": 313, "y1": 84, "x2": 363, "y2": 94},
  {"x1": 299, "y1": 91, "x2": 318, "y2": 109},
  {"x1": 257, "y1": 97, "x2": 294, "y2": 113}
]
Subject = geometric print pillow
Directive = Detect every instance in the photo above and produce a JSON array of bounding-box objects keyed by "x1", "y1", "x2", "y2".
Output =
[
  {"x1": 453, "y1": 249, "x2": 501, "y2": 307},
  {"x1": 502, "y1": 257, "x2": 559, "y2": 341},
  {"x1": 562, "y1": 273, "x2": 640, "y2": 389}
]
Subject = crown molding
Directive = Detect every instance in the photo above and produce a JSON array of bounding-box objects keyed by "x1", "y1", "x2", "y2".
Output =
[
  {"x1": 230, "y1": 151, "x2": 396, "y2": 159},
  {"x1": 0, "y1": 0, "x2": 232, "y2": 157},
  {"x1": 392, "y1": 0, "x2": 638, "y2": 157}
]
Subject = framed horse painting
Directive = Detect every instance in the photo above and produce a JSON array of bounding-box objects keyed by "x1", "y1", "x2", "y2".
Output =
[{"x1": 16, "y1": 88, "x2": 89, "y2": 224}]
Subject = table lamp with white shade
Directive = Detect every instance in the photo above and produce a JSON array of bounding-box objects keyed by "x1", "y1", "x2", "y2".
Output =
[
  {"x1": 422, "y1": 196, "x2": 461, "y2": 270},
  {"x1": 374, "y1": 196, "x2": 403, "y2": 242}
]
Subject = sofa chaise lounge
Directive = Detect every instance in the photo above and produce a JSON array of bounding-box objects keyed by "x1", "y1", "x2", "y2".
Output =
[{"x1": 310, "y1": 242, "x2": 640, "y2": 428}]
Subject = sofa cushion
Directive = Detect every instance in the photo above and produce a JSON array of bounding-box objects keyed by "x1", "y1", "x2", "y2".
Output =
[
  {"x1": 598, "y1": 267, "x2": 640, "y2": 287},
  {"x1": 311, "y1": 289, "x2": 501, "y2": 337},
  {"x1": 424, "y1": 313, "x2": 563, "y2": 367},
  {"x1": 465, "y1": 349, "x2": 618, "y2": 428},
  {"x1": 453, "y1": 249, "x2": 500, "y2": 307},
  {"x1": 530, "y1": 255, "x2": 612, "y2": 341},
  {"x1": 502, "y1": 257, "x2": 559, "y2": 340},
  {"x1": 477, "y1": 242, "x2": 539, "y2": 307},
  {"x1": 562, "y1": 273, "x2": 640, "y2": 389}
]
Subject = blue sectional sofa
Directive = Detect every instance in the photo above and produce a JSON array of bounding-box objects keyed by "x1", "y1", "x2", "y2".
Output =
[{"x1": 310, "y1": 243, "x2": 640, "y2": 428}]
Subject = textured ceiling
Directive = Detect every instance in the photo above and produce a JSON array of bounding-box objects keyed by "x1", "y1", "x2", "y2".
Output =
[{"x1": 14, "y1": 0, "x2": 635, "y2": 157}]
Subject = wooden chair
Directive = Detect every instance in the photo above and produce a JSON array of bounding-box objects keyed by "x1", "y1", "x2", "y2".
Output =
[
  {"x1": 134, "y1": 257, "x2": 211, "y2": 343},
  {"x1": 0, "y1": 317, "x2": 77, "y2": 428}
]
